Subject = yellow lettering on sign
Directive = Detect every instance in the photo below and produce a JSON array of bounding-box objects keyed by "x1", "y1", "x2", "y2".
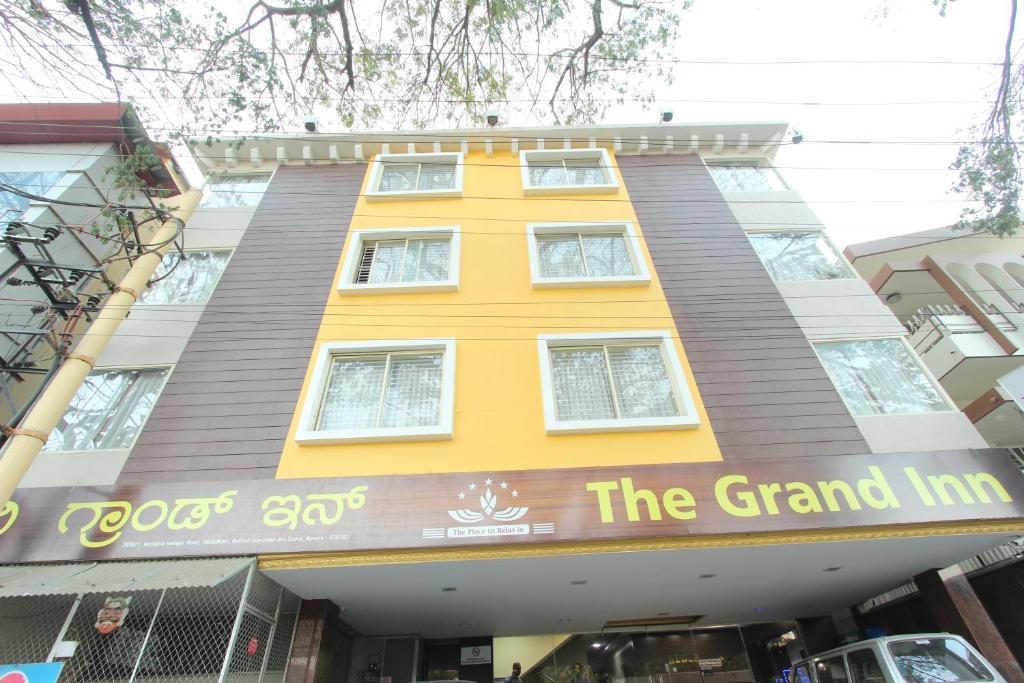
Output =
[
  {"x1": 662, "y1": 487, "x2": 697, "y2": 520},
  {"x1": 0, "y1": 501, "x2": 18, "y2": 535},
  {"x1": 964, "y1": 473, "x2": 1012, "y2": 504},
  {"x1": 715, "y1": 475, "x2": 761, "y2": 517},
  {"x1": 859, "y1": 466, "x2": 900, "y2": 510},
  {"x1": 585, "y1": 481, "x2": 620, "y2": 523},
  {"x1": 59, "y1": 501, "x2": 132, "y2": 548},
  {"x1": 167, "y1": 491, "x2": 238, "y2": 530},
  {"x1": 785, "y1": 482, "x2": 823, "y2": 514},
  {"x1": 262, "y1": 486, "x2": 369, "y2": 531}
]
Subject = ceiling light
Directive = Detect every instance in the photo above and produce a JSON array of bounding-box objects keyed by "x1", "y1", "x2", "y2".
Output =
[
  {"x1": 698, "y1": 574, "x2": 715, "y2": 579},
  {"x1": 823, "y1": 566, "x2": 842, "y2": 572},
  {"x1": 591, "y1": 642, "x2": 603, "y2": 649},
  {"x1": 570, "y1": 580, "x2": 588, "y2": 586},
  {"x1": 885, "y1": 292, "x2": 902, "y2": 304},
  {"x1": 657, "y1": 612, "x2": 670, "y2": 617},
  {"x1": 441, "y1": 586, "x2": 457, "y2": 592}
]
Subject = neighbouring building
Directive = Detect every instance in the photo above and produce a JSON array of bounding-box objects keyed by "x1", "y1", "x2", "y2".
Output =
[
  {"x1": 1, "y1": 119, "x2": 1023, "y2": 683},
  {"x1": 0, "y1": 102, "x2": 186, "y2": 433},
  {"x1": 845, "y1": 226, "x2": 1024, "y2": 657}
]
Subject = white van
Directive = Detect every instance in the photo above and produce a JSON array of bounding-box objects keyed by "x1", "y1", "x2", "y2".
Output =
[{"x1": 788, "y1": 633, "x2": 1005, "y2": 683}]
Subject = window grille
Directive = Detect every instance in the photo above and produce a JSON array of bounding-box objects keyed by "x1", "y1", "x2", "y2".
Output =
[
  {"x1": 316, "y1": 351, "x2": 444, "y2": 430},
  {"x1": 536, "y1": 233, "x2": 634, "y2": 279},
  {"x1": 747, "y1": 231, "x2": 852, "y2": 281},
  {"x1": 549, "y1": 343, "x2": 678, "y2": 422},
  {"x1": 140, "y1": 250, "x2": 232, "y2": 305},
  {"x1": 706, "y1": 161, "x2": 786, "y2": 192},
  {"x1": 199, "y1": 174, "x2": 271, "y2": 208},
  {"x1": 353, "y1": 237, "x2": 451, "y2": 284},
  {"x1": 815, "y1": 339, "x2": 948, "y2": 416},
  {"x1": 379, "y1": 162, "x2": 456, "y2": 192},
  {"x1": 527, "y1": 157, "x2": 606, "y2": 187},
  {"x1": 44, "y1": 368, "x2": 170, "y2": 452}
]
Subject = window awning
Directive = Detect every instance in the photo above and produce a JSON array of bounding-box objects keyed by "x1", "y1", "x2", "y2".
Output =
[{"x1": 0, "y1": 557, "x2": 253, "y2": 597}]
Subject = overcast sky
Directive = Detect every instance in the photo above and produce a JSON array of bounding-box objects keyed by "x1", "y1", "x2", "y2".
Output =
[
  {"x1": 612, "y1": 0, "x2": 1018, "y2": 247},
  {"x1": 2, "y1": 0, "x2": 1018, "y2": 247}
]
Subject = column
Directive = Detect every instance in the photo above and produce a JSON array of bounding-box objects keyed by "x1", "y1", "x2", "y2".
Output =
[{"x1": 914, "y1": 568, "x2": 1024, "y2": 683}]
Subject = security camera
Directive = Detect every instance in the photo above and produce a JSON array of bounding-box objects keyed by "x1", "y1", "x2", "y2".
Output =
[
  {"x1": 660, "y1": 109, "x2": 673, "y2": 123},
  {"x1": 304, "y1": 115, "x2": 319, "y2": 133},
  {"x1": 791, "y1": 129, "x2": 804, "y2": 144},
  {"x1": 485, "y1": 109, "x2": 499, "y2": 127}
]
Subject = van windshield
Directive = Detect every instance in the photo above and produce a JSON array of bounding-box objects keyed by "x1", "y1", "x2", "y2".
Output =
[{"x1": 887, "y1": 638, "x2": 994, "y2": 683}]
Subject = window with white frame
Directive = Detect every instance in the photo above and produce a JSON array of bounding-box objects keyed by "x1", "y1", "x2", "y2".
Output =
[
  {"x1": 527, "y1": 223, "x2": 650, "y2": 287},
  {"x1": 538, "y1": 332, "x2": 699, "y2": 434},
  {"x1": 520, "y1": 148, "x2": 618, "y2": 194},
  {"x1": 296, "y1": 339, "x2": 455, "y2": 443},
  {"x1": 44, "y1": 367, "x2": 170, "y2": 451},
  {"x1": 139, "y1": 249, "x2": 232, "y2": 304},
  {"x1": 814, "y1": 339, "x2": 950, "y2": 416},
  {"x1": 198, "y1": 173, "x2": 271, "y2": 208},
  {"x1": 338, "y1": 228, "x2": 459, "y2": 294},
  {"x1": 1, "y1": 170, "x2": 65, "y2": 224},
  {"x1": 747, "y1": 230, "x2": 853, "y2": 281},
  {"x1": 705, "y1": 160, "x2": 787, "y2": 192},
  {"x1": 367, "y1": 153, "x2": 462, "y2": 199}
]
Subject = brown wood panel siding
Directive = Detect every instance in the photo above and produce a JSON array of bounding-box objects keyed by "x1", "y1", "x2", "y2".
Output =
[
  {"x1": 120, "y1": 164, "x2": 365, "y2": 482},
  {"x1": 616, "y1": 154, "x2": 869, "y2": 460}
]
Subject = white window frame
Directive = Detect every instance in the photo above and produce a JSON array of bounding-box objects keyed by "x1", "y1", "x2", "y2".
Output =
[
  {"x1": 366, "y1": 152, "x2": 464, "y2": 201},
  {"x1": 520, "y1": 147, "x2": 619, "y2": 195},
  {"x1": 139, "y1": 248, "x2": 235, "y2": 305},
  {"x1": 744, "y1": 227, "x2": 855, "y2": 282},
  {"x1": 526, "y1": 222, "x2": 651, "y2": 288},
  {"x1": 537, "y1": 331, "x2": 700, "y2": 435},
  {"x1": 45, "y1": 364, "x2": 173, "y2": 453},
  {"x1": 296, "y1": 338, "x2": 456, "y2": 444},
  {"x1": 702, "y1": 156, "x2": 790, "y2": 192},
  {"x1": 338, "y1": 227, "x2": 461, "y2": 295},
  {"x1": 811, "y1": 336, "x2": 957, "y2": 417}
]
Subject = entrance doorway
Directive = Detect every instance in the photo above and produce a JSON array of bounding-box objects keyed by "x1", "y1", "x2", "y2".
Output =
[{"x1": 516, "y1": 623, "x2": 804, "y2": 683}]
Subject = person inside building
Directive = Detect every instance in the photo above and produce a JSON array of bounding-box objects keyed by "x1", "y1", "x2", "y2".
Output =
[
  {"x1": 568, "y1": 663, "x2": 587, "y2": 683},
  {"x1": 505, "y1": 662, "x2": 523, "y2": 683}
]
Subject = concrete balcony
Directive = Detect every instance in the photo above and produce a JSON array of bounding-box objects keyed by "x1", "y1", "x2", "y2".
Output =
[
  {"x1": 965, "y1": 370, "x2": 1024, "y2": 447},
  {"x1": 906, "y1": 304, "x2": 1024, "y2": 407}
]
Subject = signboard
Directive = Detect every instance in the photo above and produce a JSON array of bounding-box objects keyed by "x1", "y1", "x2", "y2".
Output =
[
  {"x1": 461, "y1": 646, "x2": 492, "y2": 666},
  {"x1": 0, "y1": 663, "x2": 65, "y2": 683},
  {"x1": 1, "y1": 449, "x2": 1024, "y2": 563}
]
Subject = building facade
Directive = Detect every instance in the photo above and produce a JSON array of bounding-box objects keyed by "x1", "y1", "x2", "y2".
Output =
[{"x1": 1, "y1": 121, "x2": 1023, "y2": 683}]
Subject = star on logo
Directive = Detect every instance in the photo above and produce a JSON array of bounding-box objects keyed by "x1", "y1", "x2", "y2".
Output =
[
  {"x1": 484, "y1": 478, "x2": 493, "y2": 486},
  {"x1": 500, "y1": 481, "x2": 508, "y2": 489},
  {"x1": 468, "y1": 483, "x2": 477, "y2": 490},
  {"x1": 458, "y1": 492, "x2": 466, "y2": 500},
  {"x1": 511, "y1": 490, "x2": 519, "y2": 497}
]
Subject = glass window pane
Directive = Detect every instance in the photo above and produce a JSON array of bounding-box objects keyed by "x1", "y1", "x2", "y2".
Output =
[
  {"x1": 45, "y1": 368, "x2": 169, "y2": 451},
  {"x1": 380, "y1": 353, "x2": 444, "y2": 428},
  {"x1": 140, "y1": 250, "x2": 232, "y2": 304},
  {"x1": 748, "y1": 231, "x2": 851, "y2": 281},
  {"x1": 565, "y1": 157, "x2": 607, "y2": 185},
  {"x1": 550, "y1": 348, "x2": 616, "y2": 421},
  {"x1": 816, "y1": 340, "x2": 949, "y2": 416},
  {"x1": 199, "y1": 174, "x2": 270, "y2": 208},
  {"x1": 707, "y1": 162, "x2": 786, "y2": 192},
  {"x1": 418, "y1": 163, "x2": 456, "y2": 190},
  {"x1": 368, "y1": 240, "x2": 407, "y2": 283},
  {"x1": 581, "y1": 234, "x2": 634, "y2": 276},
  {"x1": 607, "y1": 345, "x2": 678, "y2": 418},
  {"x1": 317, "y1": 355, "x2": 386, "y2": 429},
  {"x1": 0, "y1": 171, "x2": 65, "y2": 223},
  {"x1": 888, "y1": 638, "x2": 994, "y2": 683},
  {"x1": 379, "y1": 163, "x2": 419, "y2": 192},
  {"x1": 529, "y1": 161, "x2": 568, "y2": 187},
  {"x1": 537, "y1": 235, "x2": 587, "y2": 278},
  {"x1": 847, "y1": 650, "x2": 885, "y2": 683},
  {"x1": 814, "y1": 656, "x2": 850, "y2": 683},
  {"x1": 402, "y1": 238, "x2": 450, "y2": 282}
]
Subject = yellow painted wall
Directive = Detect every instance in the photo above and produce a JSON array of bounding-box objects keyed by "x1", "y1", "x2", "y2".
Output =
[{"x1": 275, "y1": 149, "x2": 722, "y2": 478}]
